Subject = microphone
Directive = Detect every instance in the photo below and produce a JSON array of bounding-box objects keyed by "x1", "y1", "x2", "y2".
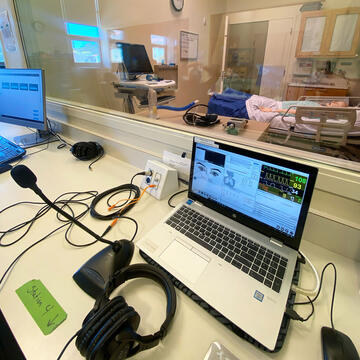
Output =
[{"x1": 10, "y1": 165, "x2": 134, "y2": 298}]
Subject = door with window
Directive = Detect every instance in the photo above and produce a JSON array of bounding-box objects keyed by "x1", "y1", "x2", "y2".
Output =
[{"x1": 224, "y1": 6, "x2": 297, "y2": 100}]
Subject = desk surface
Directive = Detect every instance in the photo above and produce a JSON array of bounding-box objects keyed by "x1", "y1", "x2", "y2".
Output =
[{"x1": 0, "y1": 132, "x2": 359, "y2": 360}]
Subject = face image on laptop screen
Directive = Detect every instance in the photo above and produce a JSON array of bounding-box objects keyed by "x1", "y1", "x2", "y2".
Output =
[{"x1": 189, "y1": 139, "x2": 316, "y2": 244}]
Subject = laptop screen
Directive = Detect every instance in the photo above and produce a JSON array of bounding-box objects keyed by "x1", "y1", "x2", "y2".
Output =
[{"x1": 188, "y1": 138, "x2": 318, "y2": 250}]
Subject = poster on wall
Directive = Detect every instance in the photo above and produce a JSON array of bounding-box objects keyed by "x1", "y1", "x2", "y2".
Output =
[
  {"x1": 180, "y1": 30, "x2": 198, "y2": 60},
  {"x1": 0, "y1": 10, "x2": 17, "y2": 52}
]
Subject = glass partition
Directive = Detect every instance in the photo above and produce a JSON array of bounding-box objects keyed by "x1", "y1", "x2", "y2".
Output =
[{"x1": 13, "y1": 0, "x2": 360, "y2": 169}]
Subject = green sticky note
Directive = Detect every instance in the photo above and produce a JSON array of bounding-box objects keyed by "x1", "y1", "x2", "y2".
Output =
[{"x1": 16, "y1": 279, "x2": 67, "y2": 335}]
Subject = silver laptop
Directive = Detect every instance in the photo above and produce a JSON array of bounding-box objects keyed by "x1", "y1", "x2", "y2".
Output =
[{"x1": 137, "y1": 137, "x2": 318, "y2": 350}]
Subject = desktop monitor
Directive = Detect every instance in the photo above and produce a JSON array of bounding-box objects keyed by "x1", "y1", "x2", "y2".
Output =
[
  {"x1": 0, "y1": 68, "x2": 50, "y2": 146},
  {"x1": 116, "y1": 42, "x2": 153, "y2": 79}
]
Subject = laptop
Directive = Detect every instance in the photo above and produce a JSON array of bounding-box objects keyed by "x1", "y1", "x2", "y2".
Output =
[{"x1": 137, "y1": 137, "x2": 318, "y2": 350}]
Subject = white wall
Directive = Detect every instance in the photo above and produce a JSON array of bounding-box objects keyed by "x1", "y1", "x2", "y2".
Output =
[
  {"x1": 323, "y1": 0, "x2": 360, "y2": 9},
  {"x1": 0, "y1": 0, "x2": 26, "y2": 67}
]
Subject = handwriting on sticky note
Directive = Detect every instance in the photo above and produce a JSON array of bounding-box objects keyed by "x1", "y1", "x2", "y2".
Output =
[{"x1": 16, "y1": 279, "x2": 67, "y2": 335}]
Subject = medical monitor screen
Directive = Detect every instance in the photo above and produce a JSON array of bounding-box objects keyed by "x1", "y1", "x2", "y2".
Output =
[
  {"x1": 0, "y1": 68, "x2": 46, "y2": 130},
  {"x1": 188, "y1": 138, "x2": 318, "y2": 250},
  {"x1": 116, "y1": 42, "x2": 153, "y2": 75}
]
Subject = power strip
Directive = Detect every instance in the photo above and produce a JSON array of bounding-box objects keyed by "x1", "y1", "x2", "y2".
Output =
[{"x1": 141, "y1": 160, "x2": 179, "y2": 200}]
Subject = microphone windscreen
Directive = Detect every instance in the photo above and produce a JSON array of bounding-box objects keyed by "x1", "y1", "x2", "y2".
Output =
[{"x1": 11, "y1": 165, "x2": 38, "y2": 189}]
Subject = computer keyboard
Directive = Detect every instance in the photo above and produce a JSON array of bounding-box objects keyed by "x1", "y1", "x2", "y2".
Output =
[
  {"x1": 165, "y1": 205, "x2": 288, "y2": 293},
  {"x1": 0, "y1": 135, "x2": 26, "y2": 165}
]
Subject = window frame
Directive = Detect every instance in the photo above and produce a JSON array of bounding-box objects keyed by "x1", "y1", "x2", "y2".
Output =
[{"x1": 65, "y1": 22, "x2": 102, "y2": 67}]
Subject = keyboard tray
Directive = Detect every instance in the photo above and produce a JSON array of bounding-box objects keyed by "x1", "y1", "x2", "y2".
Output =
[{"x1": 140, "y1": 249, "x2": 300, "y2": 353}]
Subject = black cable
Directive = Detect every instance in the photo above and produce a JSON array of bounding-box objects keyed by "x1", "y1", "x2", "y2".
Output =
[
  {"x1": 0, "y1": 220, "x2": 70, "y2": 288},
  {"x1": 291, "y1": 262, "x2": 337, "y2": 329},
  {"x1": 88, "y1": 149, "x2": 104, "y2": 171},
  {"x1": 168, "y1": 189, "x2": 188, "y2": 208},
  {"x1": 0, "y1": 190, "x2": 111, "y2": 288},
  {"x1": 0, "y1": 201, "x2": 52, "y2": 247},
  {"x1": 57, "y1": 330, "x2": 80, "y2": 360},
  {"x1": 101, "y1": 215, "x2": 139, "y2": 241},
  {"x1": 90, "y1": 184, "x2": 140, "y2": 221},
  {"x1": 285, "y1": 295, "x2": 314, "y2": 322},
  {"x1": 47, "y1": 119, "x2": 73, "y2": 148},
  {"x1": 182, "y1": 103, "x2": 219, "y2": 126},
  {"x1": 0, "y1": 191, "x2": 98, "y2": 247},
  {"x1": 90, "y1": 171, "x2": 149, "y2": 222},
  {"x1": 0, "y1": 172, "x2": 146, "y2": 288}
]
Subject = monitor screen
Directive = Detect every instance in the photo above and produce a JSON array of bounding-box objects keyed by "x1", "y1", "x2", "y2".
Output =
[
  {"x1": 0, "y1": 68, "x2": 46, "y2": 131},
  {"x1": 116, "y1": 42, "x2": 153, "y2": 75},
  {"x1": 189, "y1": 137, "x2": 318, "y2": 251}
]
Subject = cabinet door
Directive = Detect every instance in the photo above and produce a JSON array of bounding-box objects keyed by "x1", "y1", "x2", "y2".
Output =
[
  {"x1": 286, "y1": 86, "x2": 299, "y2": 100},
  {"x1": 325, "y1": 8, "x2": 360, "y2": 57},
  {"x1": 303, "y1": 87, "x2": 348, "y2": 97},
  {"x1": 296, "y1": 10, "x2": 330, "y2": 57}
]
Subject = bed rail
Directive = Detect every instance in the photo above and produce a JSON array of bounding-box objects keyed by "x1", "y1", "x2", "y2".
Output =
[{"x1": 279, "y1": 105, "x2": 357, "y2": 146}]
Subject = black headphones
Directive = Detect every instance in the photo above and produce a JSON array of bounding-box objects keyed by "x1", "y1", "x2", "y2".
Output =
[
  {"x1": 183, "y1": 104, "x2": 219, "y2": 127},
  {"x1": 70, "y1": 142, "x2": 104, "y2": 170},
  {"x1": 75, "y1": 261, "x2": 177, "y2": 360},
  {"x1": 70, "y1": 142, "x2": 104, "y2": 161}
]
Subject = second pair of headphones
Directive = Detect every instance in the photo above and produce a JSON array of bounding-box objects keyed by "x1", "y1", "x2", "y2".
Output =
[
  {"x1": 75, "y1": 241, "x2": 177, "y2": 360},
  {"x1": 70, "y1": 142, "x2": 104, "y2": 170},
  {"x1": 183, "y1": 104, "x2": 219, "y2": 127},
  {"x1": 70, "y1": 142, "x2": 104, "y2": 161}
]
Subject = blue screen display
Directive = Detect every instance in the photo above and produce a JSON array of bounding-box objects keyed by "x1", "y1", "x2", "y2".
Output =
[{"x1": 0, "y1": 68, "x2": 45, "y2": 129}]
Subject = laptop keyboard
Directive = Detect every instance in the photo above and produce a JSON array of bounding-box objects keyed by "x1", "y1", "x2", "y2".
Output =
[
  {"x1": 0, "y1": 135, "x2": 26, "y2": 165},
  {"x1": 165, "y1": 205, "x2": 288, "y2": 293}
]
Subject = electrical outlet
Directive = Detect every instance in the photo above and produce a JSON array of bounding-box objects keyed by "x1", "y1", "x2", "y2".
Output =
[{"x1": 141, "y1": 160, "x2": 179, "y2": 200}]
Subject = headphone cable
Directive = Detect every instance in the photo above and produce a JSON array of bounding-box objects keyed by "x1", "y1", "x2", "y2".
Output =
[{"x1": 57, "y1": 330, "x2": 80, "y2": 360}]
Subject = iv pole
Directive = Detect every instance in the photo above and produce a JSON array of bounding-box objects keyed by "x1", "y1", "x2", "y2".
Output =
[{"x1": 219, "y1": 15, "x2": 229, "y2": 94}]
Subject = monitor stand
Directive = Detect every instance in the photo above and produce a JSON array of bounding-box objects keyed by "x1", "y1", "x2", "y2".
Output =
[{"x1": 13, "y1": 129, "x2": 57, "y2": 149}]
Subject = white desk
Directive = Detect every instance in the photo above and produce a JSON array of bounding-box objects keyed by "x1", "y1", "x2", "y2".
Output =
[{"x1": 0, "y1": 135, "x2": 359, "y2": 360}]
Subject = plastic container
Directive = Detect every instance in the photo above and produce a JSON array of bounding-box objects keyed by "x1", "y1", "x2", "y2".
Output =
[{"x1": 148, "y1": 88, "x2": 158, "y2": 119}]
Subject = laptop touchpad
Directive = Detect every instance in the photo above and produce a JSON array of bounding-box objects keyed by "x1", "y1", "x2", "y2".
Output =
[{"x1": 160, "y1": 240, "x2": 209, "y2": 283}]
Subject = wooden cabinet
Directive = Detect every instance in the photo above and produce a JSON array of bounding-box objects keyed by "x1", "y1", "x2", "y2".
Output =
[
  {"x1": 286, "y1": 85, "x2": 348, "y2": 100},
  {"x1": 296, "y1": 7, "x2": 360, "y2": 58}
]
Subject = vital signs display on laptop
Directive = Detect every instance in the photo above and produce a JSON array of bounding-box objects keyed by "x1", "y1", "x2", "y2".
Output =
[{"x1": 189, "y1": 139, "x2": 315, "y2": 249}]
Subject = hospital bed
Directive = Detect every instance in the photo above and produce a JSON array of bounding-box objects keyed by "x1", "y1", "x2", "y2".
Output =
[{"x1": 267, "y1": 96, "x2": 360, "y2": 147}]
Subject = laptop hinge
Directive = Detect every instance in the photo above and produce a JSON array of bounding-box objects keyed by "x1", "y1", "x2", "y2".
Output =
[{"x1": 269, "y1": 237, "x2": 283, "y2": 248}]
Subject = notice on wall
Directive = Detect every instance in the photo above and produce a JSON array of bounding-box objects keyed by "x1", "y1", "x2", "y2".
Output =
[
  {"x1": 0, "y1": 10, "x2": 17, "y2": 52},
  {"x1": 180, "y1": 31, "x2": 198, "y2": 60}
]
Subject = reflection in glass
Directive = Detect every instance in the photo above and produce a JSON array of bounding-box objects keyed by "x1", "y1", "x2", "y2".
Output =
[
  {"x1": 66, "y1": 23, "x2": 99, "y2": 38},
  {"x1": 152, "y1": 47, "x2": 165, "y2": 64},
  {"x1": 71, "y1": 40, "x2": 101, "y2": 63},
  {"x1": 225, "y1": 21, "x2": 268, "y2": 95}
]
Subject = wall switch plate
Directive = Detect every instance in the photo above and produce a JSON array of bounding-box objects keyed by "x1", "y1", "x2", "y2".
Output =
[{"x1": 141, "y1": 160, "x2": 179, "y2": 200}]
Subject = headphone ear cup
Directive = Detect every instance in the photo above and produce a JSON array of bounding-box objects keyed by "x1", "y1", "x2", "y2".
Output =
[
  {"x1": 70, "y1": 142, "x2": 103, "y2": 161},
  {"x1": 76, "y1": 296, "x2": 126, "y2": 356},
  {"x1": 108, "y1": 325, "x2": 139, "y2": 360},
  {"x1": 88, "y1": 308, "x2": 140, "y2": 360}
]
